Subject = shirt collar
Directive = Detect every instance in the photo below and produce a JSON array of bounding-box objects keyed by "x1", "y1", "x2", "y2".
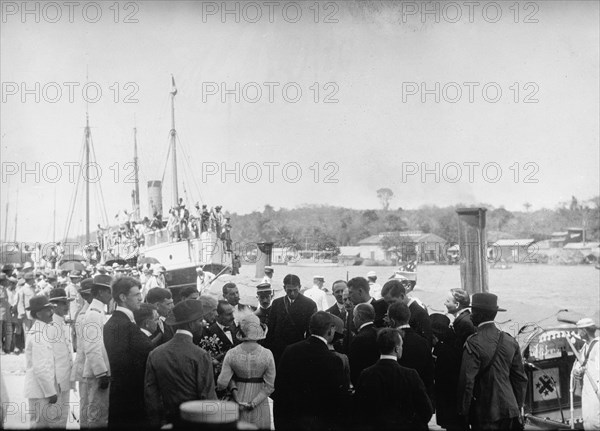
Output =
[
  {"x1": 116, "y1": 306, "x2": 135, "y2": 323},
  {"x1": 358, "y1": 321, "x2": 374, "y2": 331},
  {"x1": 408, "y1": 297, "x2": 416, "y2": 306},
  {"x1": 311, "y1": 334, "x2": 328, "y2": 346},
  {"x1": 140, "y1": 328, "x2": 152, "y2": 337},
  {"x1": 216, "y1": 322, "x2": 230, "y2": 332},
  {"x1": 52, "y1": 313, "x2": 66, "y2": 324},
  {"x1": 380, "y1": 354, "x2": 397, "y2": 361},
  {"x1": 176, "y1": 329, "x2": 193, "y2": 338},
  {"x1": 397, "y1": 324, "x2": 411, "y2": 329},
  {"x1": 478, "y1": 320, "x2": 496, "y2": 328},
  {"x1": 90, "y1": 298, "x2": 106, "y2": 311},
  {"x1": 456, "y1": 308, "x2": 469, "y2": 317}
]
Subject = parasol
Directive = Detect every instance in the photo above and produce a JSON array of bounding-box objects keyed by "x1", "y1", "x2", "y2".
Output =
[
  {"x1": 138, "y1": 256, "x2": 161, "y2": 265},
  {"x1": 105, "y1": 259, "x2": 127, "y2": 267},
  {"x1": 59, "y1": 261, "x2": 86, "y2": 272}
]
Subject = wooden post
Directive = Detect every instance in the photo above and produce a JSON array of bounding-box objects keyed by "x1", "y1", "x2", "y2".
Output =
[
  {"x1": 255, "y1": 242, "x2": 274, "y2": 278},
  {"x1": 456, "y1": 208, "x2": 489, "y2": 295}
]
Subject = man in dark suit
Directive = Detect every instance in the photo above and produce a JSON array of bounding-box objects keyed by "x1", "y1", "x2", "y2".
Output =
[
  {"x1": 205, "y1": 300, "x2": 238, "y2": 350},
  {"x1": 387, "y1": 301, "x2": 434, "y2": 404},
  {"x1": 355, "y1": 328, "x2": 433, "y2": 430},
  {"x1": 104, "y1": 277, "x2": 154, "y2": 429},
  {"x1": 274, "y1": 311, "x2": 346, "y2": 431},
  {"x1": 381, "y1": 279, "x2": 432, "y2": 345},
  {"x1": 347, "y1": 277, "x2": 387, "y2": 327},
  {"x1": 326, "y1": 280, "x2": 349, "y2": 353},
  {"x1": 265, "y1": 274, "x2": 317, "y2": 365},
  {"x1": 444, "y1": 288, "x2": 475, "y2": 348},
  {"x1": 458, "y1": 293, "x2": 527, "y2": 430},
  {"x1": 145, "y1": 300, "x2": 217, "y2": 427},
  {"x1": 222, "y1": 282, "x2": 255, "y2": 323},
  {"x1": 146, "y1": 287, "x2": 175, "y2": 345},
  {"x1": 134, "y1": 303, "x2": 162, "y2": 346},
  {"x1": 348, "y1": 303, "x2": 380, "y2": 386}
]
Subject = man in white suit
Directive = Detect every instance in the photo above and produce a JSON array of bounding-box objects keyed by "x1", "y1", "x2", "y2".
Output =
[
  {"x1": 81, "y1": 274, "x2": 112, "y2": 428},
  {"x1": 23, "y1": 295, "x2": 58, "y2": 428},
  {"x1": 48, "y1": 288, "x2": 74, "y2": 428}
]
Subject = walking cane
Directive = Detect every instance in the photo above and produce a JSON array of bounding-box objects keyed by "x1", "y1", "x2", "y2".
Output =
[{"x1": 569, "y1": 367, "x2": 575, "y2": 429}]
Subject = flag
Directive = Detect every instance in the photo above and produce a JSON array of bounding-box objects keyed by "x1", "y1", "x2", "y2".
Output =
[{"x1": 171, "y1": 75, "x2": 177, "y2": 95}]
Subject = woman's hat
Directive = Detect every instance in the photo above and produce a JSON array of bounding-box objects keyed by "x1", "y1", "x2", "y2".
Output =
[
  {"x1": 26, "y1": 295, "x2": 56, "y2": 314},
  {"x1": 470, "y1": 293, "x2": 506, "y2": 312},
  {"x1": 165, "y1": 300, "x2": 205, "y2": 326},
  {"x1": 236, "y1": 313, "x2": 268, "y2": 341}
]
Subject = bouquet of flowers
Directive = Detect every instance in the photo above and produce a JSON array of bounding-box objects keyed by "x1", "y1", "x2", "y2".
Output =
[{"x1": 198, "y1": 334, "x2": 226, "y2": 378}]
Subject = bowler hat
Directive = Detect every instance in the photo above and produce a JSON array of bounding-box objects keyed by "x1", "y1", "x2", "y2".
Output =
[
  {"x1": 2, "y1": 264, "x2": 14, "y2": 273},
  {"x1": 91, "y1": 274, "x2": 113, "y2": 293},
  {"x1": 470, "y1": 293, "x2": 506, "y2": 312},
  {"x1": 165, "y1": 299, "x2": 205, "y2": 326},
  {"x1": 26, "y1": 295, "x2": 56, "y2": 314},
  {"x1": 48, "y1": 288, "x2": 74, "y2": 302}
]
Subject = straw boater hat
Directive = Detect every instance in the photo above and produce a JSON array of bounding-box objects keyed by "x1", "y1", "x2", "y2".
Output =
[
  {"x1": 576, "y1": 318, "x2": 598, "y2": 330},
  {"x1": 69, "y1": 270, "x2": 82, "y2": 279},
  {"x1": 264, "y1": 266, "x2": 274, "y2": 273},
  {"x1": 48, "y1": 288, "x2": 74, "y2": 303},
  {"x1": 470, "y1": 293, "x2": 506, "y2": 312},
  {"x1": 165, "y1": 300, "x2": 205, "y2": 326},
  {"x1": 236, "y1": 313, "x2": 268, "y2": 342},
  {"x1": 26, "y1": 295, "x2": 56, "y2": 318},
  {"x1": 367, "y1": 271, "x2": 377, "y2": 278}
]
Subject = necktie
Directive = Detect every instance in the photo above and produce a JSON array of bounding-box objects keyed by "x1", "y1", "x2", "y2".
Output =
[{"x1": 340, "y1": 308, "x2": 347, "y2": 321}]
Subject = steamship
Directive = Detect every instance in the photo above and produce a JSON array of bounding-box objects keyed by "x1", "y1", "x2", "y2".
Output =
[{"x1": 138, "y1": 78, "x2": 232, "y2": 296}]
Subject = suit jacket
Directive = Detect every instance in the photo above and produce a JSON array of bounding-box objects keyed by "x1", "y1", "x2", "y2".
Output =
[
  {"x1": 409, "y1": 300, "x2": 433, "y2": 346},
  {"x1": 274, "y1": 336, "x2": 346, "y2": 431},
  {"x1": 349, "y1": 323, "x2": 380, "y2": 386},
  {"x1": 104, "y1": 310, "x2": 154, "y2": 427},
  {"x1": 398, "y1": 327, "x2": 435, "y2": 403},
  {"x1": 372, "y1": 298, "x2": 388, "y2": 328},
  {"x1": 453, "y1": 309, "x2": 476, "y2": 348},
  {"x1": 205, "y1": 322, "x2": 238, "y2": 350},
  {"x1": 326, "y1": 302, "x2": 347, "y2": 320},
  {"x1": 145, "y1": 332, "x2": 217, "y2": 427},
  {"x1": 255, "y1": 305, "x2": 271, "y2": 326},
  {"x1": 153, "y1": 315, "x2": 175, "y2": 346},
  {"x1": 458, "y1": 323, "x2": 528, "y2": 425},
  {"x1": 266, "y1": 294, "x2": 317, "y2": 364},
  {"x1": 355, "y1": 359, "x2": 433, "y2": 430},
  {"x1": 50, "y1": 313, "x2": 73, "y2": 393}
]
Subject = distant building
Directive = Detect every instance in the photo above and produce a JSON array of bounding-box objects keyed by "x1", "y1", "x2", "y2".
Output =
[
  {"x1": 491, "y1": 239, "x2": 536, "y2": 263},
  {"x1": 357, "y1": 231, "x2": 446, "y2": 263},
  {"x1": 549, "y1": 232, "x2": 568, "y2": 248}
]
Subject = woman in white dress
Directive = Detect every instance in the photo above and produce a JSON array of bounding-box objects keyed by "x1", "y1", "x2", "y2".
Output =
[{"x1": 217, "y1": 313, "x2": 275, "y2": 429}]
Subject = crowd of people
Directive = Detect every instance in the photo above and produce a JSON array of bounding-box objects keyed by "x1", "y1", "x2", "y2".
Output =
[{"x1": 0, "y1": 263, "x2": 598, "y2": 430}]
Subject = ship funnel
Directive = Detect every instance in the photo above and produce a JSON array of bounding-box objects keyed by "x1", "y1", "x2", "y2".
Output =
[
  {"x1": 147, "y1": 180, "x2": 163, "y2": 217},
  {"x1": 456, "y1": 208, "x2": 489, "y2": 295}
]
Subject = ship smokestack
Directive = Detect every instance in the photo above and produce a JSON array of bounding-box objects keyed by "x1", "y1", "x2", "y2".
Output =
[
  {"x1": 147, "y1": 180, "x2": 163, "y2": 217},
  {"x1": 456, "y1": 208, "x2": 489, "y2": 295},
  {"x1": 255, "y1": 242, "x2": 274, "y2": 278}
]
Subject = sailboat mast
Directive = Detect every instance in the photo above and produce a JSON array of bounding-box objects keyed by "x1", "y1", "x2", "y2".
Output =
[
  {"x1": 170, "y1": 75, "x2": 179, "y2": 208},
  {"x1": 133, "y1": 124, "x2": 140, "y2": 221},
  {"x1": 85, "y1": 111, "x2": 91, "y2": 245},
  {"x1": 13, "y1": 184, "x2": 18, "y2": 242},
  {"x1": 3, "y1": 179, "x2": 9, "y2": 242},
  {"x1": 53, "y1": 187, "x2": 57, "y2": 243}
]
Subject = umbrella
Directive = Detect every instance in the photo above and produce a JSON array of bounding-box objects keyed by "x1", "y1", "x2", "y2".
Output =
[
  {"x1": 105, "y1": 259, "x2": 127, "y2": 267},
  {"x1": 59, "y1": 261, "x2": 86, "y2": 272},
  {"x1": 0, "y1": 243, "x2": 33, "y2": 265},
  {"x1": 61, "y1": 253, "x2": 87, "y2": 262},
  {"x1": 138, "y1": 256, "x2": 161, "y2": 265}
]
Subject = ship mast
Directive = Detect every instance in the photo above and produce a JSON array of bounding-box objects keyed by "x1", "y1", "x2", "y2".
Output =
[
  {"x1": 133, "y1": 121, "x2": 140, "y2": 221},
  {"x1": 85, "y1": 110, "x2": 91, "y2": 245},
  {"x1": 13, "y1": 184, "x2": 18, "y2": 242},
  {"x1": 170, "y1": 75, "x2": 179, "y2": 209},
  {"x1": 3, "y1": 178, "x2": 9, "y2": 241}
]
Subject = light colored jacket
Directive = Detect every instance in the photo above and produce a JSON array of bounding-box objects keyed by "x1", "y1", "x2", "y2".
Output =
[
  {"x1": 50, "y1": 313, "x2": 73, "y2": 392},
  {"x1": 17, "y1": 284, "x2": 37, "y2": 319},
  {"x1": 82, "y1": 299, "x2": 110, "y2": 378},
  {"x1": 24, "y1": 319, "x2": 57, "y2": 399},
  {"x1": 70, "y1": 302, "x2": 89, "y2": 383}
]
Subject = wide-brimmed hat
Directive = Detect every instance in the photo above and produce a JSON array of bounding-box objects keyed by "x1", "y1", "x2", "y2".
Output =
[
  {"x1": 80, "y1": 278, "x2": 94, "y2": 294},
  {"x1": 576, "y1": 318, "x2": 598, "y2": 329},
  {"x1": 264, "y1": 266, "x2": 274, "y2": 273},
  {"x1": 367, "y1": 271, "x2": 377, "y2": 278},
  {"x1": 26, "y1": 295, "x2": 56, "y2": 314},
  {"x1": 470, "y1": 293, "x2": 506, "y2": 312},
  {"x1": 91, "y1": 274, "x2": 113, "y2": 293},
  {"x1": 165, "y1": 300, "x2": 205, "y2": 326},
  {"x1": 48, "y1": 288, "x2": 74, "y2": 303},
  {"x1": 236, "y1": 313, "x2": 268, "y2": 341},
  {"x1": 313, "y1": 275, "x2": 324, "y2": 280}
]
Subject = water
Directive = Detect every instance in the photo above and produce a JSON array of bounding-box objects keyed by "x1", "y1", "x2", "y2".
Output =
[{"x1": 235, "y1": 264, "x2": 600, "y2": 330}]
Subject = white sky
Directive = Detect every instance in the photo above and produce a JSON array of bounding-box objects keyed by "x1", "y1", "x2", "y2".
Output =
[{"x1": 1, "y1": 0, "x2": 599, "y2": 243}]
